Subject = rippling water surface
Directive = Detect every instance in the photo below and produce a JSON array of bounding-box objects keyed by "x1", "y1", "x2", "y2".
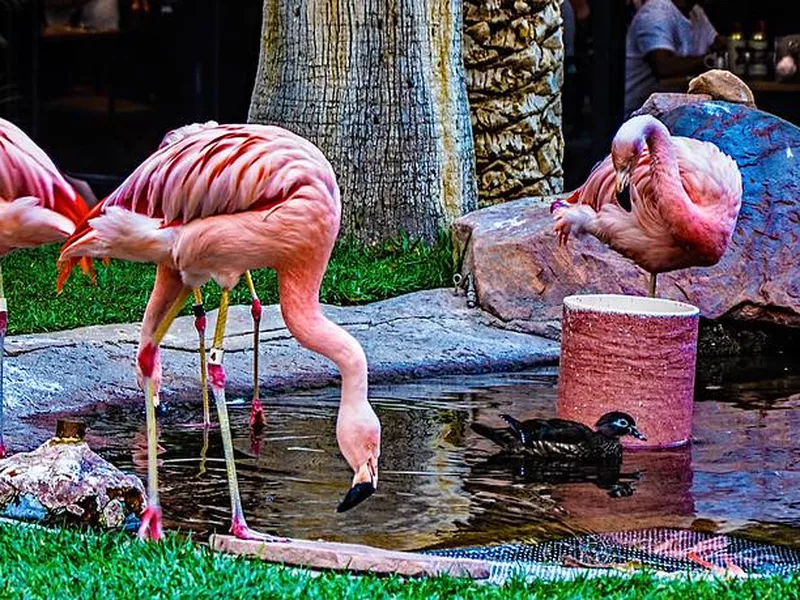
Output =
[{"x1": 27, "y1": 354, "x2": 800, "y2": 551}]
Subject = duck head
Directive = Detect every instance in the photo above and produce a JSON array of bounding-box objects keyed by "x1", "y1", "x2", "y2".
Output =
[{"x1": 594, "y1": 412, "x2": 646, "y2": 441}]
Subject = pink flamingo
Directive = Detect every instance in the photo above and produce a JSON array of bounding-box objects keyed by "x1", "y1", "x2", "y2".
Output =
[
  {"x1": 0, "y1": 117, "x2": 93, "y2": 459},
  {"x1": 552, "y1": 115, "x2": 742, "y2": 297},
  {"x1": 58, "y1": 123, "x2": 381, "y2": 541},
  {"x1": 156, "y1": 121, "x2": 267, "y2": 432}
]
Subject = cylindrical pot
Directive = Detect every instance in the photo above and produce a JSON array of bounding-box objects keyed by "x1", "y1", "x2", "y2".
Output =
[{"x1": 557, "y1": 294, "x2": 700, "y2": 448}]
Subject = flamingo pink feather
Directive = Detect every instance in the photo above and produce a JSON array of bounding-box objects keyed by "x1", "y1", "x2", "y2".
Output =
[
  {"x1": 552, "y1": 115, "x2": 742, "y2": 276},
  {"x1": 0, "y1": 118, "x2": 92, "y2": 266}
]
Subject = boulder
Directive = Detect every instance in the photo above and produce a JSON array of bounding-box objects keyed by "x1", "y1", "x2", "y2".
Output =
[
  {"x1": 631, "y1": 92, "x2": 712, "y2": 120},
  {"x1": 687, "y1": 70, "x2": 756, "y2": 107},
  {"x1": 454, "y1": 101, "x2": 800, "y2": 339},
  {"x1": 0, "y1": 431, "x2": 145, "y2": 528}
]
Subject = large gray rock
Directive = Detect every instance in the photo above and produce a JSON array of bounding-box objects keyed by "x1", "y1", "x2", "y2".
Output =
[
  {"x1": 0, "y1": 437, "x2": 145, "y2": 528},
  {"x1": 454, "y1": 102, "x2": 800, "y2": 338}
]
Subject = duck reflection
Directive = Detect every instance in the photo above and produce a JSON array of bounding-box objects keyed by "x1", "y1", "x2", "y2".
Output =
[{"x1": 469, "y1": 451, "x2": 641, "y2": 498}]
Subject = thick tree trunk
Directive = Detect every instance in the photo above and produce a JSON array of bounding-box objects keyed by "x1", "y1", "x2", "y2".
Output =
[
  {"x1": 463, "y1": 0, "x2": 564, "y2": 206},
  {"x1": 249, "y1": 0, "x2": 478, "y2": 244}
]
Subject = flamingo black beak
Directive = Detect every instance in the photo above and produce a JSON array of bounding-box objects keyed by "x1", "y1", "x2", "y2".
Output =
[
  {"x1": 336, "y1": 459, "x2": 378, "y2": 513},
  {"x1": 629, "y1": 425, "x2": 647, "y2": 441},
  {"x1": 615, "y1": 169, "x2": 632, "y2": 212}
]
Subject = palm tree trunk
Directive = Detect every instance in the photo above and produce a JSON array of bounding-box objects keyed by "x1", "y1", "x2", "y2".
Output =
[
  {"x1": 249, "y1": 0, "x2": 477, "y2": 244},
  {"x1": 463, "y1": 0, "x2": 565, "y2": 206}
]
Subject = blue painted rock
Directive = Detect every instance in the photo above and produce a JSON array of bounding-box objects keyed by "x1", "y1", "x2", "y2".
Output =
[
  {"x1": 659, "y1": 101, "x2": 800, "y2": 327},
  {"x1": 454, "y1": 101, "x2": 800, "y2": 336}
]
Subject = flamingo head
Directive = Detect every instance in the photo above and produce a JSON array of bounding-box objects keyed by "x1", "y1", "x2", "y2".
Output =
[
  {"x1": 336, "y1": 402, "x2": 381, "y2": 513},
  {"x1": 611, "y1": 119, "x2": 649, "y2": 211},
  {"x1": 611, "y1": 135, "x2": 644, "y2": 196}
]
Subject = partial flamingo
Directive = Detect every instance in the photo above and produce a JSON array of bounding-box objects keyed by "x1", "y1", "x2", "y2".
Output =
[
  {"x1": 0, "y1": 117, "x2": 93, "y2": 459},
  {"x1": 58, "y1": 123, "x2": 381, "y2": 541},
  {"x1": 551, "y1": 114, "x2": 742, "y2": 297},
  {"x1": 157, "y1": 121, "x2": 266, "y2": 432}
]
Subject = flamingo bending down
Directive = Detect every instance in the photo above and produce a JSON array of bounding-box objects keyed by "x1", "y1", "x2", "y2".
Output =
[
  {"x1": 58, "y1": 123, "x2": 381, "y2": 541},
  {"x1": 0, "y1": 118, "x2": 92, "y2": 459},
  {"x1": 551, "y1": 115, "x2": 742, "y2": 297},
  {"x1": 156, "y1": 121, "x2": 266, "y2": 431}
]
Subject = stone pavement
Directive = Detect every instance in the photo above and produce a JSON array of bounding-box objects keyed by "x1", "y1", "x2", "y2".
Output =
[{"x1": 3, "y1": 289, "x2": 558, "y2": 430}]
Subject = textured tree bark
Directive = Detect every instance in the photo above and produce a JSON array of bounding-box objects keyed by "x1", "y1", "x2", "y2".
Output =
[
  {"x1": 249, "y1": 0, "x2": 478, "y2": 244},
  {"x1": 463, "y1": 0, "x2": 565, "y2": 206}
]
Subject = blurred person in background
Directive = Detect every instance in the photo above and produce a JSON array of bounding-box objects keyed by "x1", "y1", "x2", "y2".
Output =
[{"x1": 624, "y1": 0, "x2": 725, "y2": 115}]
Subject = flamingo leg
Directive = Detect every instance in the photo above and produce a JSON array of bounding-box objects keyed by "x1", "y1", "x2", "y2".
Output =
[
  {"x1": 648, "y1": 272, "x2": 658, "y2": 298},
  {"x1": 244, "y1": 271, "x2": 266, "y2": 431},
  {"x1": 137, "y1": 288, "x2": 192, "y2": 541},
  {"x1": 192, "y1": 288, "x2": 211, "y2": 428},
  {"x1": 209, "y1": 287, "x2": 284, "y2": 542},
  {"x1": 0, "y1": 265, "x2": 7, "y2": 459},
  {"x1": 198, "y1": 427, "x2": 209, "y2": 477}
]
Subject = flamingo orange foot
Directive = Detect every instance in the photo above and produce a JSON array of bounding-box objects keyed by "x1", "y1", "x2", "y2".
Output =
[{"x1": 137, "y1": 506, "x2": 164, "y2": 541}]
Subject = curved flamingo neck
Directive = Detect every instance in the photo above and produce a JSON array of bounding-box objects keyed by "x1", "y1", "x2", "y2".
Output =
[
  {"x1": 278, "y1": 271, "x2": 369, "y2": 409},
  {"x1": 641, "y1": 119, "x2": 686, "y2": 206},
  {"x1": 638, "y1": 118, "x2": 704, "y2": 247}
]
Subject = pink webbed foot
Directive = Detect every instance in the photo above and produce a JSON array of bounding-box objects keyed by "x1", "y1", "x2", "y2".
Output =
[
  {"x1": 0, "y1": 442, "x2": 7, "y2": 460},
  {"x1": 249, "y1": 398, "x2": 267, "y2": 431},
  {"x1": 230, "y1": 517, "x2": 287, "y2": 543},
  {"x1": 137, "y1": 505, "x2": 164, "y2": 541},
  {"x1": 552, "y1": 210, "x2": 572, "y2": 246}
]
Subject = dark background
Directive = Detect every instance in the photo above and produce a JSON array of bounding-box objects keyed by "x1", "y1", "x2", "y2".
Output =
[{"x1": 1, "y1": 0, "x2": 798, "y2": 197}]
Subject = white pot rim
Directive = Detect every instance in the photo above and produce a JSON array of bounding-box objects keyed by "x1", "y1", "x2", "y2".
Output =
[{"x1": 563, "y1": 294, "x2": 700, "y2": 317}]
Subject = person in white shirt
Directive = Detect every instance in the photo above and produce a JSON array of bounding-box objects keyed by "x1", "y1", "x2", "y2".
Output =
[{"x1": 624, "y1": 0, "x2": 725, "y2": 116}]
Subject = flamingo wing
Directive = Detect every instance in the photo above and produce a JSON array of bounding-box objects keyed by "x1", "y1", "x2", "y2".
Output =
[
  {"x1": 0, "y1": 118, "x2": 90, "y2": 225},
  {"x1": 107, "y1": 124, "x2": 335, "y2": 223},
  {"x1": 58, "y1": 124, "x2": 337, "y2": 289}
]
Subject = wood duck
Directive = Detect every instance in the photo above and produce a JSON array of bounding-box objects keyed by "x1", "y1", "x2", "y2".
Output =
[{"x1": 471, "y1": 411, "x2": 646, "y2": 464}]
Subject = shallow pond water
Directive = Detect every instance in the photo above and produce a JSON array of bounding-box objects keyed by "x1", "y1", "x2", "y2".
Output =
[{"x1": 26, "y1": 354, "x2": 800, "y2": 552}]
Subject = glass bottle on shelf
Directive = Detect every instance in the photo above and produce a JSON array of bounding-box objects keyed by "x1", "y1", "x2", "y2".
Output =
[
  {"x1": 747, "y1": 21, "x2": 769, "y2": 79},
  {"x1": 728, "y1": 23, "x2": 747, "y2": 77}
]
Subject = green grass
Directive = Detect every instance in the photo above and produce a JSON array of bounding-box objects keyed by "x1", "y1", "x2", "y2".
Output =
[
  {"x1": 1, "y1": 233, "x2": 455, "y2": 336},
  {"x1": 0, "y1": 525, "x2": 797, "y2": 599}
]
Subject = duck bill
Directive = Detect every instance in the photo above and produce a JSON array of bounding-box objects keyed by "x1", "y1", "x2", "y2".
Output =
[
  {"x1": 630, "y1": 426, "x2": 647, "y2": 441},
  {"x1": 336, "y1": 460, "x2": 378, "y2": 513}
]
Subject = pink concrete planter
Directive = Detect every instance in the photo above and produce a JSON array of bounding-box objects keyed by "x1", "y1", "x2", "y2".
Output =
[{"x1": 557, "y1": 294, "x2": 700, "y2": 449}]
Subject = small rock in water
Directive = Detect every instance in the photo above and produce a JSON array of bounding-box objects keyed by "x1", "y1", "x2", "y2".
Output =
[{"x1": 0, "y1": 437, "x2": 145, "y2": 529}]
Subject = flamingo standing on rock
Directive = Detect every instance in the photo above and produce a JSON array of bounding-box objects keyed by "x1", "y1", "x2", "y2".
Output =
[
  {"x1": 552, "y1": 115, "x2": 742, "y2": 297},
  {"x1": 0, "y1": 118, "x2": 92, "y2": 459},
  {"x1": 58, "y1": 123, "x2": 381, "y2": 541}
]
